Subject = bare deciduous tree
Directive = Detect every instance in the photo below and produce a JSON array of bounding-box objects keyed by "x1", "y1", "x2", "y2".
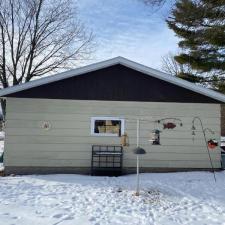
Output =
[
  {"x1": 161, "y1": 52, "x2": 225, "y2": 92},
  {"x1": 0, "y1": 0, "x2": 93, "y2": 115},
  {"x1": 161, "y1": 52, "x2": 191, "y2": 77},
  {"x1": 161, "y1": 52, "x2": 208, "y2": 84}
]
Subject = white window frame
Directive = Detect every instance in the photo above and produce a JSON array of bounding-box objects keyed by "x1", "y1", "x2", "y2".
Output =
[{"x1": 91, "y1": 116, "x2": 125, "y2": 137}]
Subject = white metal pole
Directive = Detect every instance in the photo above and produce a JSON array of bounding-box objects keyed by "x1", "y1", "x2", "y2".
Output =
[
  {"x1": 136, "y1": 155, "x2": 140, "y2": 196},
  {"x1": 137, "y1": 119, "x2": 140, "y2": 147}
]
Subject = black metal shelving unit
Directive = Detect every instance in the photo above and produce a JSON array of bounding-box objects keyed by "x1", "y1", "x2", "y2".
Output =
[{"x1": 91, "y1": 145, "x2": 123, "y2": 176}]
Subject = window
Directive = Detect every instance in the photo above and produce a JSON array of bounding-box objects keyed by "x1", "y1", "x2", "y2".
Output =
[{"x1": 91, "y1": 117, "x2": 125, "y2": 136}]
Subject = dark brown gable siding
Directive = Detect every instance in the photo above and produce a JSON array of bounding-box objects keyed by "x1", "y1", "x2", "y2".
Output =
[{"x1": 6, "y1": 64, "x2": 220, "y2": 103}]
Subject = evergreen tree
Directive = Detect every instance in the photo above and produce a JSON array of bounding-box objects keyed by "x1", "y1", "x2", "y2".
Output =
[{"x1": 167, "y1": 0, "x2": 225, "y2": 90}]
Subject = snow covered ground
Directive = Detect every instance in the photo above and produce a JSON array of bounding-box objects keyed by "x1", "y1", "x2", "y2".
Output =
[{"x1": 1, "y1": 172, "x2": 225, "y2": 225}]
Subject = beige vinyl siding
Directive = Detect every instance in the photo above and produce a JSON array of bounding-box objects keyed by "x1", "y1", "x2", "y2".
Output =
[{"x1": 4, "y1": 97, "x2": 221, "y2": 169}]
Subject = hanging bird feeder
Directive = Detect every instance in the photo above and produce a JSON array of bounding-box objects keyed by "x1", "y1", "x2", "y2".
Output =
[
  {"x1": 120, "y1": 132, "x2": 129, "y2": 147},
  {"x1": 207, "y1": 139, "x2": 218, "y2": 150},
  {"x1": 149, "y1": 129, "x2": 161, "y2": 145},
  {"x1": 133, "y1": 147, "x2": 146, "y2": 155}
]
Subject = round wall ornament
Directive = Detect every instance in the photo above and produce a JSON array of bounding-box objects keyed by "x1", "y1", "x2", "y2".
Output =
[{"x1": 41, "y1": 121, "x2": 51, "y2": 130}]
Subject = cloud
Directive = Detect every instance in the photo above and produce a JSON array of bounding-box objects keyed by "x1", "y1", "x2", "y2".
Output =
[{"x1": 77, "y1": 0, "x2": 178, "y2": 69}]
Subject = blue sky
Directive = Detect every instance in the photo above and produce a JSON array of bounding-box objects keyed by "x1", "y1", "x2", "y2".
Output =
[{"x1": 77, "y1": 0, "x2": 178, "y2": 70}]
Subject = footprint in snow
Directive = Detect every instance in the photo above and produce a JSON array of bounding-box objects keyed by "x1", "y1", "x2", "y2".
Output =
[
  {"x1": 11, "y1": 216, "x2": 20, "y2": 220},
  {"x1": 64, "y1": 216, "x2": 74, "y2": 220},
  {"x1": 89, "y1": 216, "x2": 96, "y2": 222},
  {"x1": 53, "y1": 214, "x2": 63, "y2": 219}
]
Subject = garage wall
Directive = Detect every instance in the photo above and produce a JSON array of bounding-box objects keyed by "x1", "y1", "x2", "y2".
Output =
[
  {"x1": 4, "y1": 97, "x2": 221, "y2": 171},
  {"x1": 221, "y1": 104, "x2": 225, "y2": 136}
]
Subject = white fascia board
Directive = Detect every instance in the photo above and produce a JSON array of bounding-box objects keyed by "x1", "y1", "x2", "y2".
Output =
[{"x1": 1, "y1": 56, "x2": 225, "y2": 103}]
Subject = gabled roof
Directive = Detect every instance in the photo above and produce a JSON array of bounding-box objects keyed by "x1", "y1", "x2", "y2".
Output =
[{"x1": 0, "y1": 56, "x2": 225, "y2": 103}]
